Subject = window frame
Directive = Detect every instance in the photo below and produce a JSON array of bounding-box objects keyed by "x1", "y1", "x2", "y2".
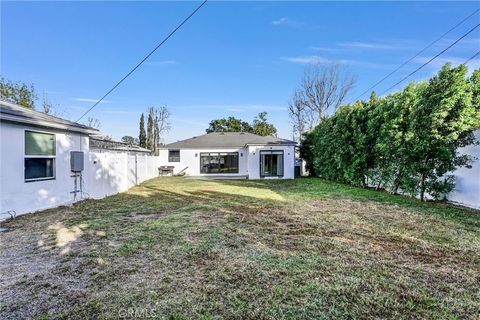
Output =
[
  {"x1": 24, "y1": 130, "x2": 56, "y2": 182},
  {"x1": 168, "y1": 149, "x2": 181, "y2": 162},
  {"x1": 200, "y1": 152, "x2": 239, "y2": 174},
  {"x1": 259, "y1": 150, "x2": 284, "y2": 178}
]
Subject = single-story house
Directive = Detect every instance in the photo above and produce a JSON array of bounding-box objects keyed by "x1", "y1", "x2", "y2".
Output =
[
  {"x1": 158, "y1": 132, "x2": 297, "y2": 179},
  {"x1": 0, "y1": 100, "x2": 99, "y2": 215}
]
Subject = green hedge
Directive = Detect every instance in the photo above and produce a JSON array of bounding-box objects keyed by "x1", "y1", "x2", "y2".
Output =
[{"x1": 302, "y1": 63, "x2": 480, "y2": 201}]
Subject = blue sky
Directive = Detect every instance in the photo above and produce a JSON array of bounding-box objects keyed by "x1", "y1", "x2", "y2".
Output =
[{"x1": 2, "y1": 1, "x2": 479, "y2": 143}]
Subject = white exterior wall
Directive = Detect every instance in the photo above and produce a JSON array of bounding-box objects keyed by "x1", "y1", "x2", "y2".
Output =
[
  {"x1": 0, "y1": 122, "x2": 161, "y2": 217},
  {"x1": 0, "y1": 122, "x2": 89, "y2": 216},
  {"x1": 158, "y1": 145, "x2": 295, "y2": 179},
  {"x1": 247, "y1": 145, "x2": 295, "y2": 179},
  {"x1": 447, "y1": 130, "x2": 480, "y2": 209},
  {"x1": 159, "y1": 148, "x2": 249, "y2": 177}
]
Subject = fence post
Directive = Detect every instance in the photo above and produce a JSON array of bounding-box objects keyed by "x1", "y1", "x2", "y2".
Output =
[{"x1": 135, "y1": 154, "x2": 138, "y2": 185}]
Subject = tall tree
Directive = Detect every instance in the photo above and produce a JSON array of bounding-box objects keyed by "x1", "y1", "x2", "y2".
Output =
[
  {"x1": 146, "y1": 112, "x2": 154, "y2": 152},
  {"x1": 155, "y1": 106, "x2": 171, "y2": 154},
  {"x1": 206, "y1": 117, "x2": 252, "y2": 133},
  {"x1": 154, "y1": 115, "x2": 159, "y2": 154},
  {"x1": 156, "y1": 106, "x2": 171, "y2": 138},
  {"x1": 299, "y1": 130, "x2": 317, "y2": 176},
  {"x1": 42, "y1": 94, "x2": 55, "y2": 115},
  {"x1": 147, "y1": 106, "x2": 171, "y2": 155},
  {"x1": 121, "y1": 136, "x2": 136, "y2": 145},
  {"x1": 252, "y1": 112, "x2": 277, "y2": 136},
  {"x1": 409, "y1": 63, "x2": 476, "y2": 201},
  {"x1": 288, "y1": 90, "x2": 313, "y2": 142},
  {"x1": 470, "y1": 69, "x2": 480, "y2": 126},
  {"x1": 139, "y1": 113, "x2": 147, "y2": 148},
  {"x1": 297, "y1": 63, "x2": 356, "y2": 125},
  {"x1": 0, "y1": 78, "x2": 37, "y2": 109}
]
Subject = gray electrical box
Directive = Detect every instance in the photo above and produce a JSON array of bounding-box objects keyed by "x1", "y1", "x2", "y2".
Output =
[{"x1": 70, "y1": 151, "x2": 84, "y2": 172}]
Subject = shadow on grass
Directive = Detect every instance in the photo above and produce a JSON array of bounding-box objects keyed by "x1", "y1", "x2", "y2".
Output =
[{"x1": 212, "y1": 177, "x2": 480, "y2": 232}]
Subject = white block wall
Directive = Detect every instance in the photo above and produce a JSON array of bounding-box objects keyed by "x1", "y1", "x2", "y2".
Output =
[
  {"x1": 448, "y1": 130, "x2": 480, "y2": 209},
  {"x1": 85, "y1": 151, "x2": 161, "y2": 199}
]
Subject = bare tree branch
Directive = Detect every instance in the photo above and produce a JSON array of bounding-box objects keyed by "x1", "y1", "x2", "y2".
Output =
[
  {"x1": 85, "y1": 117, "x2": 101, "y2": 129},
  {"x1": 288, "y1": 63, "x2": 355, "y2": 141},
  {"x1": 299, "y1": 62, "x2": 356, "y2": 125},
  {"x1": 42, "y1": 93, "x2": 69, "y2": 118},
  {"x1": 147, "y1": 106, "x2": 171, "y2": 155}
]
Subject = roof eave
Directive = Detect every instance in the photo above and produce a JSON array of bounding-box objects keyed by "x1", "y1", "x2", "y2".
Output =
[
  {"x1": 0, "y1": 115, "x2": 100, "y2": 135},
  {"x1": 245, "y1": 143, "x2": 297, "y2": 146},
  {"x1": 159, "y1": 143, "x2": 296, "y2": 149},
  {"x1": 159, "y1": 145, "x2": 247, "y2": 150}
]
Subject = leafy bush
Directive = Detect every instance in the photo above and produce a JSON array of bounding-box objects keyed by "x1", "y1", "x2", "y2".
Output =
[{"x1": 307, "y1": 63, "x2": 479, "y2": 201}]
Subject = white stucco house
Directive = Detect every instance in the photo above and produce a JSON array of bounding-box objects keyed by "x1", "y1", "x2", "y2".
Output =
[
  {"x1": 0, "y1": 100, "x2": 163, "y2": 217},
  {"x1": 0, "y1": 100, "x2": 99, "y2": 216},
  {"x1": 158, "y1": 132, "x2": 297, "y2": 179}
]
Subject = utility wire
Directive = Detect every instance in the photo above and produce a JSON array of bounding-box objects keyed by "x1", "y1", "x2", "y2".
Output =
[
  {"x1": 464, "y1": 50, "x2": 480, "y2": 64},
  {"x1": 380, "y1": 23, "x2": 480, "y2": 95},
  {"x1": 76, "y1": 0, "x2": 208, "y2": 122},
  {"x1": 352, "y1": 8, "x2": 480, "y2": 102}
]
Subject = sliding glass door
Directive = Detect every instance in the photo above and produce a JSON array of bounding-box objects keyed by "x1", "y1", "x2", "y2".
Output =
[
  {"x1": 260, "y1": 151, "x2": 284, "y2": 177},
  {"x1": 200, "y1": 152, "x2": 239, "y2": 174}
]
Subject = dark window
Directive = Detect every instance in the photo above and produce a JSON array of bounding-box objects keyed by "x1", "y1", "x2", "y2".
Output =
[
  {"x1": 168, "y1": 150, "x2": 180, "y2": 162},
  {"x1": 200, "y1": 152, "x2": 239, "y2": 174},
  {"x1": 260, "y1": 150, "x2": 284, "y2": 177},
  {"x1": 25, "y1": 158, "x2": 55, "y2": 180},
  {"x1": 25, "y1": 131, "x2": 56, "y2": 181}
]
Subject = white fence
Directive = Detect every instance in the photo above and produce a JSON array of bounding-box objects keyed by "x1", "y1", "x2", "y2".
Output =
[{"x1": 84, "y1": 152, "x2": 161, "y2": 200}]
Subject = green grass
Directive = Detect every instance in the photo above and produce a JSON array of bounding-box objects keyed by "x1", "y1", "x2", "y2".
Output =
[{"x1": 1, "y1": 177, "x2": 479, "y2": 319}]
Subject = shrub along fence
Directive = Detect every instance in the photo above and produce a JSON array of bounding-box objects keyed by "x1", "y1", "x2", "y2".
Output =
[{"x1": 302, "y1": 63, "x2": 479, "y2": 202}]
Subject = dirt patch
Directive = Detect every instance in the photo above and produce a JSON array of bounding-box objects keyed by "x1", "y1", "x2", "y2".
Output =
[{"x1": 123, "y1": 212, "x2": 168, "y2": 221}]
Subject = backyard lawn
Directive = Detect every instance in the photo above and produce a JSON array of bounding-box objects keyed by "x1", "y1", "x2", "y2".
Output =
[{"x1": 1, "y1": 177, "x2": 479, "y2": 319}]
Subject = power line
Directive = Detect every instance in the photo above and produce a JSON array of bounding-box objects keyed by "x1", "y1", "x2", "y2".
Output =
[
  {"x1": 76, "y1": 0, "x2": 208, "y2": 122},
  {"x1": 464, "y1": 50, "x2": 480, "y2": 64},
  {"x1": 380, "y1": 23, "x2": 480, "y2": 95},
  {"x1": 352, "y1": 8, "x2": 480, "y2": 102}
]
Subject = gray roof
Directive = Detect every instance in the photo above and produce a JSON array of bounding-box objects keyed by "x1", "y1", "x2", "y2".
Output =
[
  {"x1": 0, "y1": 100, "x2": 99, "y2": 135},
  {"x1": 163, "y1": 132, "x2": 296, "y2": 149}
]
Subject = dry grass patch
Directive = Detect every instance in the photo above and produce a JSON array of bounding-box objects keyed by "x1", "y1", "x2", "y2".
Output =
[{"x1": 1, "y1": 177, "x2": 479, "y2": 319}]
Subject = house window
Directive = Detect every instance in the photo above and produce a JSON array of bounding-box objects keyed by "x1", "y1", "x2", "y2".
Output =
[
  {"x1": 260, "y1": 150, "x2": 284, "y2": 177},
  {"x1": 200, "y1": 152, "x2": 239, "y2": 174},
  {"x1": 25, "y1": 131, "x2": 56, "y2": 181},
  {"x1": 168, "y1": 150, "x2": 180, "y2": 162}
]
